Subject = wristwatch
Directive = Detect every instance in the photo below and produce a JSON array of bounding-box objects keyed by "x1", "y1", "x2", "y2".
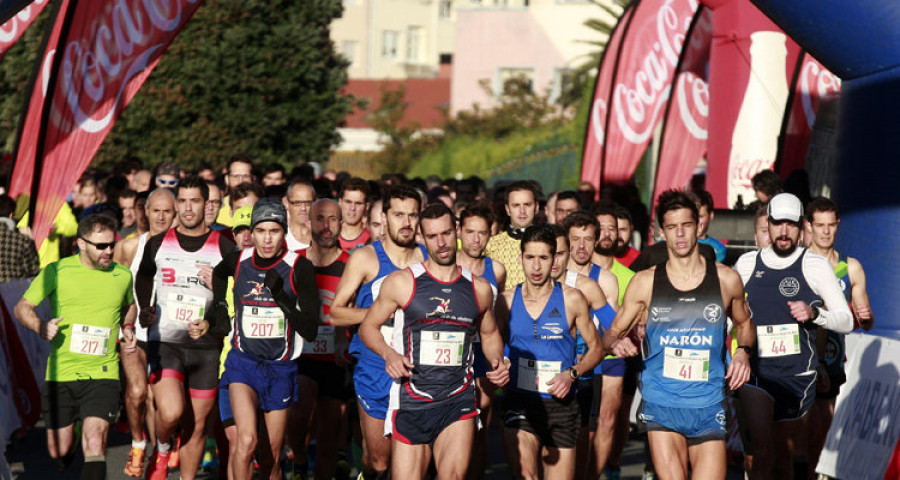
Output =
[
  {"x1": 810, "y1": 306, "x2": 821, "y2": 321},
  {"x1": 567, "y1": 367, "x2": 579, "y2": 380},
  {"x1": 736, "y1": 345, "x2": 752, "y2": 356}
]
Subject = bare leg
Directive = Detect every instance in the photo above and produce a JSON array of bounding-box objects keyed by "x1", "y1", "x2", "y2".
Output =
[
  {"x1": 739, "y1": 386, "x2": 775, "y2": 480},
  {"x1": 502, "y1": 427, "x2": 541, "y2": 480},
  {"x1": 229, "y1": 383, "x2": 259, "y2": 480},
  {"x1": 432, "y1": 418, "x2": 476, "y2": 479},
  {"x1": 358, "y1": 401, "x2": 391, "y2": 477},
  {"x1": 592, "y1": 375, "x2": 623, "y2": 473},
  {"x1": 647, "y1": 430, "x2": 690, "y2": 480},
  {"x1": 179, "y1": 393, "x2": 217, "y2": 480}
]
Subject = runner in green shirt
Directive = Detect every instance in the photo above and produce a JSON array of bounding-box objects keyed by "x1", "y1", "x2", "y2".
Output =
[{"x1": 14, "y1": 214, "x2": 136, "y2": 480}]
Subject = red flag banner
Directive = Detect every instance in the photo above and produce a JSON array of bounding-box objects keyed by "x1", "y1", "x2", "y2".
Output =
[
  {"x1": 653, "y1": 7, "x2": 712, "y2": 202},
  {"x1": 581, "y1": 4, "x2": 634, "y2": 195},
  {"x1": 9, "y1": 0, "x2": 205, "y2": 247},
  {"x1": 0, "y1": 0, "x2": 49, "y2": 61},
  {"x1": 600, "y1": 0, "x2": 700, "y2": 185},
  {"x1": 777, "y1": 52, "x2": 841, "y2": 176}
]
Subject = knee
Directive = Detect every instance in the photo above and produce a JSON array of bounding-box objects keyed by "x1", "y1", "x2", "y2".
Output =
[
  {"x1": 81, "y1": 432, "x2": 105, "y2": 457},
  {"x1": 127, "y1": 383, "x2": 147, "y2": 403},
  {"x1": 157, "y1": 406, "x2": 182, "y2": 427},
  {"x1": 236, "y1": 432, "x2": 257, "y2": 455}
]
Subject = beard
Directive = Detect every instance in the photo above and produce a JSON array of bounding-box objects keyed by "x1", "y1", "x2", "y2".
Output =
[
  {"x1": 389, "y1": 228, "x2": 417, "y2": 248},
  {"x1": 594, "y1": 241, "x2": 616, "y2": 256},
  {"x1": 771, "y1": 237, "x2": 798, "y2": 257}
]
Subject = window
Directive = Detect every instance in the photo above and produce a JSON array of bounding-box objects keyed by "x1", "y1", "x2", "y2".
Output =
[
  {"x1": 407, "y1": 26, "x2": 424, "y2": 63},
  {"x1": 551, "y1": 68, "x2": 575, "y2": 103},
  {"x1": 382, "y1": 30, "x2": 399, "y2": 59},
  {"x1": 439, "y1": 0, "x2": 452, "y2": 19},
  {"x1": 498, "y1": 67, "x2": 535, "y2": 96},
  {"x1": 341, "y1": 41, "x2": 358, "y2": 65}
]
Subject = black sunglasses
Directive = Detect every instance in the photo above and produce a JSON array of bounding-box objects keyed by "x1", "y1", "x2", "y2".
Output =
[{"x1": 81, "y1": 237, "x2": 116, "y2": 251}]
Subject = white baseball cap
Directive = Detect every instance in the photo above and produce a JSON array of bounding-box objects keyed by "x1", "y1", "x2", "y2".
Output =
[{"x1": 767, "y1": 193, "x2": 803, "y2": 223}]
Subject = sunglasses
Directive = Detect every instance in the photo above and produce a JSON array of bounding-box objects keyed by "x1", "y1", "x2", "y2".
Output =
[
  {"x1": 81, "y1": 237, "x2": 116, "y2": 251},
  {"x1": 157, "y1": 178, "x2": 179, "y2": 186}
]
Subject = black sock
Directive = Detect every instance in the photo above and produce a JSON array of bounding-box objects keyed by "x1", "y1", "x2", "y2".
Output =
[{"x1": 80, "y1": 459, "x2": 106, "y2": 480}]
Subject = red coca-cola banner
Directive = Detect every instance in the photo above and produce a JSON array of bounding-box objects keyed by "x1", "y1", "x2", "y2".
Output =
[
  {"x1": 581, "y1": 4, "x2": 634, "y2": 195},
  {"x1": 653, "y1": 7, "x2": 712, "y2": 202},
  {"x1": 0, "y1": 0, "x2": 49, "y2": 61},
  {"x1": 9, "y1": 0, "x2": 205, "y2": 247},
  {"x1": 778, "y1": 52, "x2": 841, "y2": 176}
]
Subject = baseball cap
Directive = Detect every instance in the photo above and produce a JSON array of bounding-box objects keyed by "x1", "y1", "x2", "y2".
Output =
[
  {"x1": 250, "y1": 198, "x2": 287, "y2": 231},
  {"x1": 767, "y1": 193, "x2": 803, "y2": 223},
  {"x1": 232, "y1": 205, "x2": 253, "y2": 231}
]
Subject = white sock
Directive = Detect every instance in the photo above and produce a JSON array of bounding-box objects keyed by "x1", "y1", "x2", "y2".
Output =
[
  {"x1": 157, "y1": 441, "x2": 171, "y2": 454},
  {"x1": 132, "y1": 439, "x2": 147, "y2": 450}
]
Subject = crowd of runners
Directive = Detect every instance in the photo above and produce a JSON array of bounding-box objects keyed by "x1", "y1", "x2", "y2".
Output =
[{"x1": 12, "y1": 157, "x2": 873, "y2": 480}]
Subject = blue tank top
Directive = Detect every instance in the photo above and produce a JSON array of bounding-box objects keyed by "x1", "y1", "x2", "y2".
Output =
[
  {"x1": 481, "y1": 257, "x2": 497, "y2": 289},
  {"x1": 744, "y1": 249, "x2": 820, "y2": 380},
  {"x1": 507, "y1": 282, "x2": 575, "y2": 399},
  {"x1": 232, "y1": 248, "x2": 300, "y2": 361},
  {"x1": 641, "y1": 258, "x2": 726, "y2": 408},
  {"x1": 391, "y1": 264, "x2": 479, "y2": 409},
  {"x1": 824, "y1": 254, "x2": 851, "y2": 377}
]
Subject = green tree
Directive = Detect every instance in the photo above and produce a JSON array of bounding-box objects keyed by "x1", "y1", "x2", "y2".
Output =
[{"x1": 0, "y1": 0, "x2": 352, "y2": 171}]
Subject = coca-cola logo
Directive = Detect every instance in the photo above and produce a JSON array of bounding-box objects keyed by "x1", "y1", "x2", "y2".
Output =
[
  {"x1": 41, "y1": 0, "x2": 198, "y2": 134},
  {"x1": 612, "y1": 0, "x2": 697, "y2": 145},
  {"x1": 0, "y1": 0, "x2": 49, "y2": 51},
  {"x1": 675, "y1": 71, "x2": 707, "y2": 140},
  {"x1": 800, "y1": 58, "x2": 841, "y2": 129}
]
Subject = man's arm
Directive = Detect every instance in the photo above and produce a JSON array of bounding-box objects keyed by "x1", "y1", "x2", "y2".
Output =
[
  {"x1": 547, "y1": 289, "x2": 598, "y2": 399},
  {"x1": 476, "y1": 278, "x2": 508, "y2": 387},
  {"x1": 135, "y1": 234, "x2": 163, "y2": 311},
  {"x1": 209, "y1": 252, "x2": 239, "y2": 337},
  {"x1": 287, "y1": 256, "x2": 321, "y2": 342},
  {"x1": 848, "y1": 257, "x2": 873, "y2": 330},
  {"x1": 802, "y1": 254, "x2": 853, "y2": 333},
  {"x1": 120, "y1": 303, "x2": 138, "y2": 353},
  {"x1": 596, "y1": 268, "x2": 619, "y2": 310},
  {"x1": 359, "y1": 271, "x2": 412, "y2": 378},
  {"x1": 720, "y1": 266, "x2": 754, "y2": 390},
  {"x1": 492, "y1": 259, "x2": 507, "y2": 295},
  {"x1": 14, "y1": 265, "x2": 57, "y2": 339},
  {"x1": 602, "y1": 270, "x2": 652, "y2": 356},
  {"x1": 328, "y1": 247, "x2": 375, "y2": 326}
]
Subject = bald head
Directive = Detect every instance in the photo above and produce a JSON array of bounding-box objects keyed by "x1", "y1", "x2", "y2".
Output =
[{"x1": 310, "y1": 199, "x2": 341, "y2": 248}]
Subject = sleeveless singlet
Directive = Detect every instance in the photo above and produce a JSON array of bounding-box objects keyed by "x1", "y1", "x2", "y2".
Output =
[
  {"x1": 232, "y1": 248, "x2": 301, "y2": 360},
  {"x1": 507, "y1": 282, "x2": 575, "y2": 399},
  {"x1": 298, "y1": 248, "x2": 350, "y2": 362},
  {"x1": 390, "y1": 264, "x2": 480, "y2": 408},
  {"x1": 824, "y1": 254, "x2": 852, "y2": 377},
  {"x1": 641, "y1": 259, "x2": 727, "y2": 408}
]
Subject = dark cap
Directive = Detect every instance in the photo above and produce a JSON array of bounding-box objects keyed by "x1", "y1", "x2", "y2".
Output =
[{"x1": 250, "y1": 198, "x2": 287, "y2": 231}]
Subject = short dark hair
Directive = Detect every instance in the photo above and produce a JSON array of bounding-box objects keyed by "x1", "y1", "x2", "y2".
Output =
[
  {"x1": 751, "y1": 170, "x2": 783, "y2": 197},
  {"x1": 806, "y1": 197, "x2": 839, "y2": 221},
  {"x1": 119, "y1": 189, "x2": 138, "y2": 201},
  {"x1": 458, "y1": 203, "x2": 494, "y2": 229},
  {"x1": 505, "y1": 180, "x2": 538, "y2": 205},
  {"x1": 655, "y1": 190, "x2": 698, "y2": 227},
  {"x1": 383, "y1": 184, "x2": 422, "y2": 213},
  {"x1": 589, "y1": 200, "x2": 617, "y2": 219},
  {"x1": 264, "y1": 163, "x2": 286, "y2": 176},
  {"x1": 340, "y1": 177, "x2": 370, "y2": 201},
  {"x1": 175, "y1": 176, "x2": 210, "y2": 201},
  {"x1": 521, "y1": 224, "x2": 557, "y2": 255},
  {"x1": 285, "y1": 179, "x2": 316, "y2": 199},
  {"x1": 548, "y1": 224, "x2": 569, "y2": 248},
  {"x1": 555, "y1": 190, "x2": 581, "y2": 208},
  {"x1": 0, "y1": 195, "x2": 15, "y2": 218},
  {"x1": 562, "y1": 211, "x2": 599, "y2": 237},
  {"x1": 691, "y1": 190, "x2": 715, "y2": 211},
  {"x1": 613, "y1": 205, "x2": 633, "y2": 224},
  {"x1": 77, "y1": 213, "x2": 118, "y2": 238},
  {"x1": 419, "y1": 203, "x2": 456, "y2": 232},
  {"x1": 227, "y1": 153, "x2": 254, "y2": 173},
  {"x1": 231, "y1": 182, "x2": 265, "y2": 204}
]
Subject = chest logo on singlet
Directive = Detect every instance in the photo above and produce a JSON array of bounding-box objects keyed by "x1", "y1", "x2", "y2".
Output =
[
  {"x1": 541, "y1": 324, "x2": 564, "y2": 335},
  {"x1": 243, "y1": 281, "x2": 266, "y2": 297},
  {"x1": 703, "y1": 304, "x2": 723, "y2": 323},
  {"x1": 548, "y1": 308, "x2": 562, "y2": 318},
  {"x1": 651, "y1": 306, "x2": 672, "y2": 322},
  {"x1": 779, "y1": 277, "x2": 800, "y2": 297},
  {"x1": 427, "y1": 297, "x2": 453, "y2": 317},
  {"x1": 838, "y1": 278, "x2": 847, "y2": 291},
  {"x1": 754, "y1": 270, "x2": 765, "y2": 279}
]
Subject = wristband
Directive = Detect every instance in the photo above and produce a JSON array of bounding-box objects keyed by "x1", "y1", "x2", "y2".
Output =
[
  {"x1": 736, "y1": 345, "x2": 752, "y2": 356},
  {"x1": 123, "y1": 324, "x2": 135, "y2": 330},
  {"x1": 810, "y1": 306, "x2": 820, "y2": 321}
]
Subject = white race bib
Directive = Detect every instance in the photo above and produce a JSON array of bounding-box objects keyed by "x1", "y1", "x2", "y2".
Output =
[
  {"x1": 662, "y1": 347, "x2": 710, "y2": 382},
  {"x1": 69, "y1": 324, "x2": 110, "y2": 356},
  {"x1": 517, "y1": 359, "x2": 561, "y2": 394},
  {"x1": 241, "y1": 306, "x2": 285, "y2": 339},
  {"x1": 302, "y1": 325, "x2": 335, "y2": 354},
  {"x1": 166, "y1": 292, "x2": 206, "y2": 326},
  {"x1": 419, "y1": 331, "x2": 464, "y2": 366},
  {"x1": 757, "y1": 324, "x2": 801, "y2": 358}
]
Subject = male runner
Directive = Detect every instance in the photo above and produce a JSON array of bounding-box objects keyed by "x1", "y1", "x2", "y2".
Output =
[
  {"x1": 211, "y1": 199, "x2": 319, "y2": 480},
  {"x1": 688, "y1": 190, "x2": 727, "y2": 262},
  {"x1": 15, "y1": 214, "x2": 137, "y2": 480},
  {"x1": 804, "y1": 197, "x2": 874, "y2": 477},
  {"x1": 753, "y1": 206, "x2": 770, "y2": 249},
  {"x1": 359, "y1": 203, "x2": 510, "y2": 479},
  {"x1": 288, "y1": 199, "x2": 355, "y2": 480},
  {"x1": 497, "y1": 225, "x2": 602, "y2": 479},
  {"x1": 216, "y1": 154, "x2": 255, "y2": 227},
  {"x1": 283, "y1": 179, "x2": 315, "y2": 250},
  {"x1": 455, "y1": 203, "x2": 507, "y2": 479},
  {"x1": 330, "y1": 184, "x2": 426, "y2": 479},
  {"x1": 565, "y1": 212, "x2": 619, "y2": 307},
  {"x1": 231, "y1": 205, "x2": 254, "y2": 250},
  {"x1": 367, "y1": 198, "x2": 386, "y2": 243},
  {"x1": 734, "y1": 193, "x2": 853, "y2": 480},
  {"x1": 113, "y1": 188, "x2": 177, "y2": 477},
  {"x1": 485, "y1": 180, "x2": 540, "y2": 290},
  {"x1": 603, "y1": 190, "x2": 754, "y2": 480},
  {"x1": 204, "y1": 182, "x2": 227, "y2": 231},
  {"x1": 136, "y1": 177, "x2": 236, "y2": 480},
  {"x1": 612, "y1": 206, "x2": 640, "y2": 267},
  {"x1": 338, "y1": 177, "x2": 372, "y2": 252},
  {"x1": 553, "y1": 191, "x2": 581, "y2": 224}
]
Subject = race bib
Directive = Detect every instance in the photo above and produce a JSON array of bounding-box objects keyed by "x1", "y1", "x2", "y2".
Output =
[
  {"x1": 757, "y1": 324, "x2": 801, "y2": 358},
  {"x1": 419, "y1": 331, "x2": 464, "y2": 366},
  {"x1": 167, "y1": 292, "x2": 205, "y2": 326},
  {"x1": 241, "y1": 306, "x2": 285, "y2": 339},
  {"x1": 662, "y1": 347, "x2": 709, "y2": 382},
  {"x1": 69, "y1": 324, "x2": 110, "y2": 356},
  {"x1": 517, "y1": 359, "x2": 561, "y2": 394},
  {"x1": 302, "y1": 325, "x2": 335, "y2": 354}
]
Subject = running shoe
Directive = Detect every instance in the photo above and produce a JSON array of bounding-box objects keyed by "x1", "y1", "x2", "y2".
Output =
[
  {"x1": 123, "y1": 446, "x2": 145, "y2": 478},
  {"x1": 167, "y1": 436, "x2": 181, "y2": 468},
  {"x1": 146, "y1": 451, "x2": 170, "y2": 480}
]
